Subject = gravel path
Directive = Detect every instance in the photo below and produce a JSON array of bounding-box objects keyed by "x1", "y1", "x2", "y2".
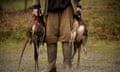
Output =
[{"x1": 0, "y1": 41, "x2": 120, "y2": 72}]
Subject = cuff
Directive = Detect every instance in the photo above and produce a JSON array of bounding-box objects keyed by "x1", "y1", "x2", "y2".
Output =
[
  {"x1": 77, "y1": 5, "x2": 82, "y2": 8},
  {"x1": 32, "y1": 5, "x2": 40, "y2": 9}
]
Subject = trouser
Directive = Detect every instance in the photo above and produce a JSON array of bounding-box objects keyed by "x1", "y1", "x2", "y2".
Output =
[
  {"x1": 45, "y1": 6, "x2": 73, "y2": 44},
  {"x1": 45, "y1": 5, "x2": 73, "y2": 72}
]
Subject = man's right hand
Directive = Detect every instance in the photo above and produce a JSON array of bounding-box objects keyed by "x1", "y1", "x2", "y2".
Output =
[
  {"x1": 32, "y1": 9, "x2": 38, "y2": 16},
  {"x1": 76, "y1": 7, "x2": 81, "y2": 13}
]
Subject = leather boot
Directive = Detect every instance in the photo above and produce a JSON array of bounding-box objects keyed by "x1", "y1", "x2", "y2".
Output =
[
  {"x1": 41, "y1": 43, "x2": 57, "y2": 72},
  {"x1": 62, "y1": 42, "x2": 72, "y2": 72}
]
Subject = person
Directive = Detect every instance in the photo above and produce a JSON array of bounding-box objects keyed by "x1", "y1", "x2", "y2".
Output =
[{"x1": 31, "y1": 0, "x2": 82, "y2": 72}]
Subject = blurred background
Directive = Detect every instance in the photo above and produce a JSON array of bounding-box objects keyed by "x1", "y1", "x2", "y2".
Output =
[
  {"x1": 0, "y1": 0, "x2": 120, "y2": 72},
  {"x1": 0, "y1": 0, "x2": 120, "y2": 42}
]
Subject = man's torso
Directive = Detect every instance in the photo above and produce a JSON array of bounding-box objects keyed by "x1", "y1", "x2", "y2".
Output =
[{"x1": 48, "y1": 0, "x2": 71, "y2": 12}]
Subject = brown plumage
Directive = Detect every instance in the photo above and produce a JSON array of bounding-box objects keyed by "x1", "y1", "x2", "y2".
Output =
[
  {"x1": 71, "y1": 18, "x2": 88, "y2": 68},
  {"x1": 18, "y1": 15, "x2": 45, "y2": 72}
]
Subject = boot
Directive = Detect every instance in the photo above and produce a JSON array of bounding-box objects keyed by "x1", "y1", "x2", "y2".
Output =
[
  {"x1": 41, "y1": 43, "x2": 57, "y2": 72},
  {"x1": 62, "y1": 42, "x2": 72, "y2": 72}
]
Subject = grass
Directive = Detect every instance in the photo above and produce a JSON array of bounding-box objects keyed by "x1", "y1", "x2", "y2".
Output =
[
  {"x1": 1, "y1": 36, "x2": 120, "y2": 52},
  {"x1": 90, "y1": 40, "x2": 120, "y2": 51},
  {"x1": 81, "y1": 0, "x2": 120, "y2": 39},
  {"x1": 0, "y1": 0, "x2": 32, "y2": 11},
  {"x1": 0, "y1": 0, "x2": 120, "y2": 52},
  {"x1": 0, "y1": 0, "x2": 120, "y2": 40}
]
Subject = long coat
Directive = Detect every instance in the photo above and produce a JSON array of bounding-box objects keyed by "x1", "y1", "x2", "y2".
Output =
[{"x1": 32, "y1": 0, "x2": 81, "y2": 16}]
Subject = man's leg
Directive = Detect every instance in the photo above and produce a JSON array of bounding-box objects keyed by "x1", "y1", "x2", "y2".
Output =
[
  {"x1": 60, "y1": 6, "x2": 73, "y2": 72},
  {"x1": 42, "y1": 43, "x2": 57, "y2": 72},
  {"x1": 42, "y1": 12, "x2": 59, "y2": 72},
  {"x1": 62, "y1": 42, "x2": 72, "y2": 72}
]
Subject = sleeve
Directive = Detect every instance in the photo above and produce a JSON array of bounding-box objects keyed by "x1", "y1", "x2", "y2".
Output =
[
  {"x1": 77, "y1": 0, "x2": 82, "y2": 8},
  {"x1": 32, "y1": 0, "x2": 40, "y2": 9}
]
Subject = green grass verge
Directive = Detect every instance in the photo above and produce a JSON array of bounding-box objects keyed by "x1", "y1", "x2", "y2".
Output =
[
  {"x1": 89, "y1": 39, "x2": 120, "y2": 51},
  {"x1": 0, "y1": 0, "x2": 32, "y2": 11},
  {"x1": 81, "y1": 0, "x2": 120, "y2": 39}
]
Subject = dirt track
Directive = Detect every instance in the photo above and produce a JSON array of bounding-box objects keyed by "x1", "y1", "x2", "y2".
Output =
[{"x1": 0, "y1": 40, "x2": 120, "y2": 72}]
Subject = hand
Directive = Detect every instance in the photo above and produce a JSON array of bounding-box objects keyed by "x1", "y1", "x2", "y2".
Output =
[
  {"x1": 32, "y1": 9, "x2": 38, "y2": 16},
  {"x1": 76, "y1": 7, "x2": 82, "y2": 17},
  {"x1": 76, "y1": 7, "x2": 81, "y2": 13}
]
